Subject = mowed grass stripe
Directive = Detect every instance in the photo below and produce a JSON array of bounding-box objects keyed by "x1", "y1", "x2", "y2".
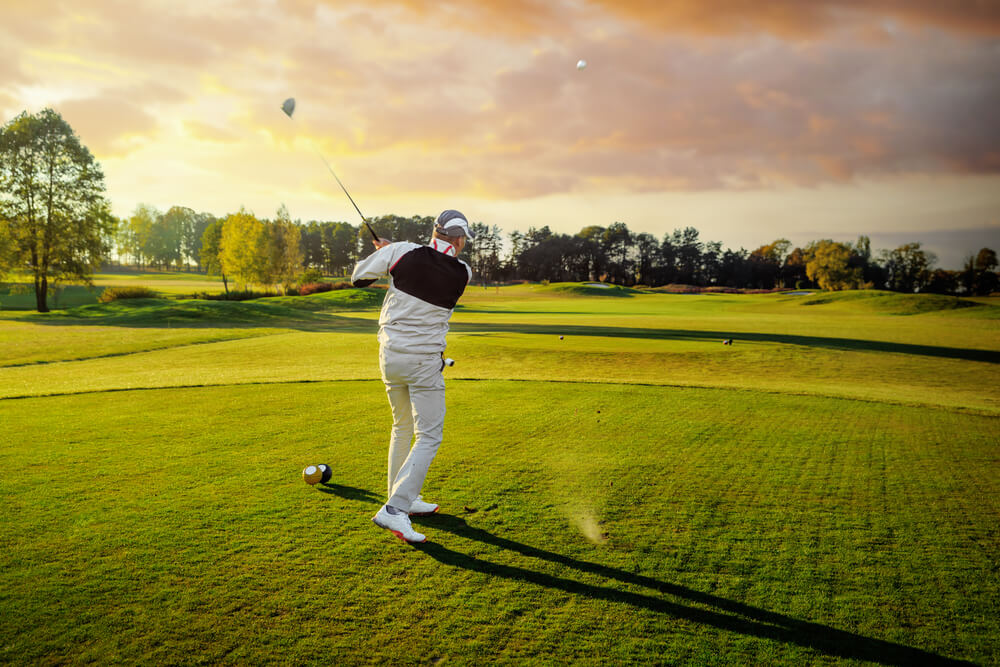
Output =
[
  {"x1": 1, "y1": 381, "x2": 996, "y2": 664},
  {"x1": 2, "y1": 327, "x2": 997, "y2": 415},
  {"x1": 0, "y1": 322, "x2": 284, "y2": 368}
]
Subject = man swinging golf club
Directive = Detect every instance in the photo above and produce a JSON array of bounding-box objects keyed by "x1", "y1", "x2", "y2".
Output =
[{"x1": 351, "y1": 210, "x2": 474, "y2": 543}]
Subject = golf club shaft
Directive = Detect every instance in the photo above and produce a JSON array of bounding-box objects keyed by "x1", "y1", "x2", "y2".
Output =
[{"x1": 313, "y1": 150, "x2": 380, "y2": 243}]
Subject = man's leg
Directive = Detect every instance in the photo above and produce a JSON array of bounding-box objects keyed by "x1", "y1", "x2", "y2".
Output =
[
  {"x1": 386, "y1": 356, "x2": 446, "y2": 513},
  {"x1": 384, "y1": 383, "x2": 414, "y2": 498}
]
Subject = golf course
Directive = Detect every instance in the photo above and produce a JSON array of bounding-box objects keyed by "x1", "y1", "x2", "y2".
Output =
[{"x1": 1, "y1": 281, "x2": 998, "y2": 665}]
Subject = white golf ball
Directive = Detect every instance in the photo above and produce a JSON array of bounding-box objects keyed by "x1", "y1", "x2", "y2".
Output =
[{"x1": 576, "y1": 59, "x2": 587, "y2": 70}]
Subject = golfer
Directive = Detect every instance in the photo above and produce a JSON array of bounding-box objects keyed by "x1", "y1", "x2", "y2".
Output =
[{"x1": 351, "y1": 210, "x2": 474, "y2": 543}]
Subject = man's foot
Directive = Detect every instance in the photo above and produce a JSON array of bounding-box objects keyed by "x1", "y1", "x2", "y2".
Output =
[
  {"x1": 409, "y1": 496, "x2": 440, "y2": 517},
  {"x1": 372, "y1": 505, "x2": 427, "y2": 543}
]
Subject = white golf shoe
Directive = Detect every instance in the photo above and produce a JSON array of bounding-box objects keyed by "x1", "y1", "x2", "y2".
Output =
[
  {"x1": 372, "y1": 505, "x2": 426, "y2": 543},
  {"x1": 409, "y1": 496, "x2": 440, "y2": 517}
]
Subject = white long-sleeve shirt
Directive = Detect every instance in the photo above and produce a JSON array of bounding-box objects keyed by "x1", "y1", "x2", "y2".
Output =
[{"x1": 351, "y1": 240, "x2": 472, "y2": 354}]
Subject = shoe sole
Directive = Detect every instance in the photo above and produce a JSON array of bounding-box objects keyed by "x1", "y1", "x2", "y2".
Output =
[
  {"x1": 372, "y1": 517, "x2": 427, "y2": 544},
  {"x1": 409, "y1": 506, "x2": 440, "y2": 517}
]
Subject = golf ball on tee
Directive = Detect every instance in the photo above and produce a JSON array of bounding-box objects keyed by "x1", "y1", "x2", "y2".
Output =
[{"x1": 576, "y1": 59, "x2": 587, "y2": 70}]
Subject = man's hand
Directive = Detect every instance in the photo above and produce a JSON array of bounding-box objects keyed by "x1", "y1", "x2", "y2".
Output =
[{"x1": 373, "y1": 238, "x2": 391, "y2": 250}]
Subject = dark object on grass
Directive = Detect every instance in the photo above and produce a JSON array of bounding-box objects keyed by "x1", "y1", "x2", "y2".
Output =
[{"x1": 319, "y1": 464, "x2": 332, "y2": 484}]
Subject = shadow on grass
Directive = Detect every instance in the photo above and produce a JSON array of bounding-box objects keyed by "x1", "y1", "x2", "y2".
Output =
[
  {"x1": 316, "y1": 482, "x2": 381, "y2": 504},
  {"x1": 18, "y1": 304, "x2": 998, "y2": 364},
  {"x1": 412, "y1": 513, "x2": 971, "y2": 666},
  {"x1": 449, "y1": 322, "x2": 1000, "y2": 364}
]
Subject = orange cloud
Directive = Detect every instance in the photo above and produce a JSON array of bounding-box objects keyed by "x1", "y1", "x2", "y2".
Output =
[
  {"x1": 295, "y1": 0, "x2": 1000, "y2": 37},
  {"x1": 593, "y1": 0, "x2": 1000, "y2": 36},
  {"x1": 3, "y1": 0, "x2": 998, "y2": 205}
]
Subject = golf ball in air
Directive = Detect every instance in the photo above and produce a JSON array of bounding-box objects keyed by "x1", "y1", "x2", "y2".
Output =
[{"x1": 576, "y1": 59, "x2": 587, "y2": 70}]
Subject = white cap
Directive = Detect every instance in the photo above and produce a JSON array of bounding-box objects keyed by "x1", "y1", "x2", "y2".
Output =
[{"x1": 434, "y1": 210, "x2": 476, "y2": 239}]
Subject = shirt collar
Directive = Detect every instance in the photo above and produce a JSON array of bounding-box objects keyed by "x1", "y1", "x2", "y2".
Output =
[{"x1": 430, "y1": 238, "x2": 457, "y2": 257}]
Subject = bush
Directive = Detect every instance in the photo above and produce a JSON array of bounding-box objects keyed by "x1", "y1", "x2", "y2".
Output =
[
  {"x1": 297, "y1": 268, "x2": 324, "y2": 286},
  {"x1": 98, "y1": 286, "x2": 159, "y2": 303},
  {"x1": 299, "y1": 281, "x2": 354, "y2": 296},
  {"x1": 193, "y1": 289, "x2": 278, "y2": 301}
]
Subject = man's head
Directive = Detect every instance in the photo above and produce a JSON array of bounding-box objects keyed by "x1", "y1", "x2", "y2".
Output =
[{"x1": 433, "y1": 210, "x2": 475, "y2": 255}]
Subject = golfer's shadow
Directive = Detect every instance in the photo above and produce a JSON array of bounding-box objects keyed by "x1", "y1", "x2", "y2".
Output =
[
  {"x1": 413, "y1": 513, "x2": 969, "y2": 666},
  {"x1": 316, "y1": 482, "x2": 381, "y2": 504}
]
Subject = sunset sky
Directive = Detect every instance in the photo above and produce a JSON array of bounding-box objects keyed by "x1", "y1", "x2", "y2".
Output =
[{"x1": 3, "y1": 0, "x2": 998, "y2": 267}]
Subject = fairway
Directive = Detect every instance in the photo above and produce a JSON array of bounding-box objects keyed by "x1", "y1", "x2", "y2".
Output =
[{"x1": 1, "y1": 287, "x2": 998, "y2": 664}]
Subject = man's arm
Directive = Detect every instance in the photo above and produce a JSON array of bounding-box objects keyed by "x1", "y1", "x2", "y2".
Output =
[{"x1": 351, "y1": 240, "x2": 393, "y2": 287}]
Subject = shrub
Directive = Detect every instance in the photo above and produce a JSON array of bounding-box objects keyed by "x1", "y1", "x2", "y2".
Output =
[
  {"x1": 297, "y1": 268, "x2": 324, "y2": 286},
  {"x1": 98, "y1": 286, "x2": 159, "y2": 303},
  {"x1": 299, "y1": 281, "x2": 355, "y2": 296},
  {"x1": 194, "y1": 289, "x2": 278, "y2": 301},
  {"x1": 299, "y1": 282, "x2": 333, "y2": 296}
]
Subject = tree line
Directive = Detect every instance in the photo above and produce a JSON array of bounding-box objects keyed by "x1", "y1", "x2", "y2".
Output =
[
  {"x1": 110, "y1": 206, "x2": 1000, "y2": 298},
  {"x1": 2, "y1": 109, "x2": 997, "y2": 312}
]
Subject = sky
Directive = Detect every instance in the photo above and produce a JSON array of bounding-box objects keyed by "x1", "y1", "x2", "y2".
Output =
[{"x1": 2, "y1": 0, "x2": 999, "y2": 268}]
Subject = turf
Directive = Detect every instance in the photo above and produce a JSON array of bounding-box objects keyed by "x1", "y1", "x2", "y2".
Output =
[{"x1": 0, "y1": 283, "x2": 997, "y2": 664}]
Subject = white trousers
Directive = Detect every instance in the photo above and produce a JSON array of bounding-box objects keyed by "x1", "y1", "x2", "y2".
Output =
[{"x1": 379, "y1": 347, "x2": 446, "y2": 513}]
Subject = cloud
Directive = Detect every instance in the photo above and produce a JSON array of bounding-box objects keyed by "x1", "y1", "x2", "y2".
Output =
[
  {"x1": 350, "y1": 0, "x2": 1000, "y2": 38},
  {"x1": 183, "y1": 120, "x2": 240, "y2": 144},
  {"x1": 58, "y1": 94, "x2": 160, "y2": 157},
  {"x1": 5, "y1": 0, "x2": 998, "y2": 205}
]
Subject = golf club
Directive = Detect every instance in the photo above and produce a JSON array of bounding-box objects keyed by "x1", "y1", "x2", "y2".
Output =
[{"x1": 280, "y1": 98, "x2": 380, "y2": 243}]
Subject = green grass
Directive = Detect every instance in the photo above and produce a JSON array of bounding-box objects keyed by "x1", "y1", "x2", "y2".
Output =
[
  {"x1": 2, "y1": 269, "x2": 239, "y2": 310},
  {"x1": 1, "y1": 285, "x2": 998, "y2": 664}
]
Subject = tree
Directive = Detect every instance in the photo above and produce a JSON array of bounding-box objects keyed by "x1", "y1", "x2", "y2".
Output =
[
  {"x1": 672, "y1": 227, "x2": 702, "y2": 285},
  {"x1": 748, "y1": 239, "x2": 790, "y2": 288},
  {"x1": 0, "y1": 212, "x2": 16, "y2": 276},
  {"x1": 325, "y1": 221, "x2": 358, "y2": 276},
  {"x1": 505, "y1": 230, "x2": 525, "y2": 280},
  {"x1": 576, "y1": 226, "x2": 607, "y2": 281},
  {"x1": 467, "y1": 222, "x2": 502, "y2": 287},
  {"x1": 602, "y1": 222, "x2": 634, "y2": 284},
  {"x1": 959, "y1": 247, "x2": 998, "y2": 296},
  {"x1": 805, "y1": 240, "x2": 862, "y2": 291},
  {"x1": 184, "y1": 212, "x2": 215, "y2": 271},
  {"x1": 782, "y1": 247, "x2": 810, "y2": 289},
  {"x1": 882, "y1": 242, "x2": 935, "y2": 293},
  {"x1": 122, "y1": 204, "x2": 157, "y2": 268},
  {"x1": 219, "y1": 208, "x2": 268, "y2": 289},
  {"x1": 634, "y1": 233, "x2": 659, "y2": 285},
  {"x1": 719, "y1": 247, "x2": 751, "y2": 288},
  {"x1": 267, "y1": 205, "x2": 304, "y2": 292},
  {"x1": 0, "y1": 108, "x2": 113, "y2": 312},
  {"x1": 371, "y1": 214, "x2": 433, "y2": 245},
  {"x1": 200, "y1": 218, "x2": 229, "y2": 293},
  {"x1": 925, "y1": 269, "x2": 959, "y2": 295},
  {"x1": 148, "y1": 205, "x2": 189, "y2": 268},
  {"x1": 701, "y1": 240, "x2": 723, "y2": 286}
]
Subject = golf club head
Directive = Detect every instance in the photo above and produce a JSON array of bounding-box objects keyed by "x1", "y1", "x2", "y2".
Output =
[{"x1": 281, "y1": 98, "x2": 295, "y2": 118}]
